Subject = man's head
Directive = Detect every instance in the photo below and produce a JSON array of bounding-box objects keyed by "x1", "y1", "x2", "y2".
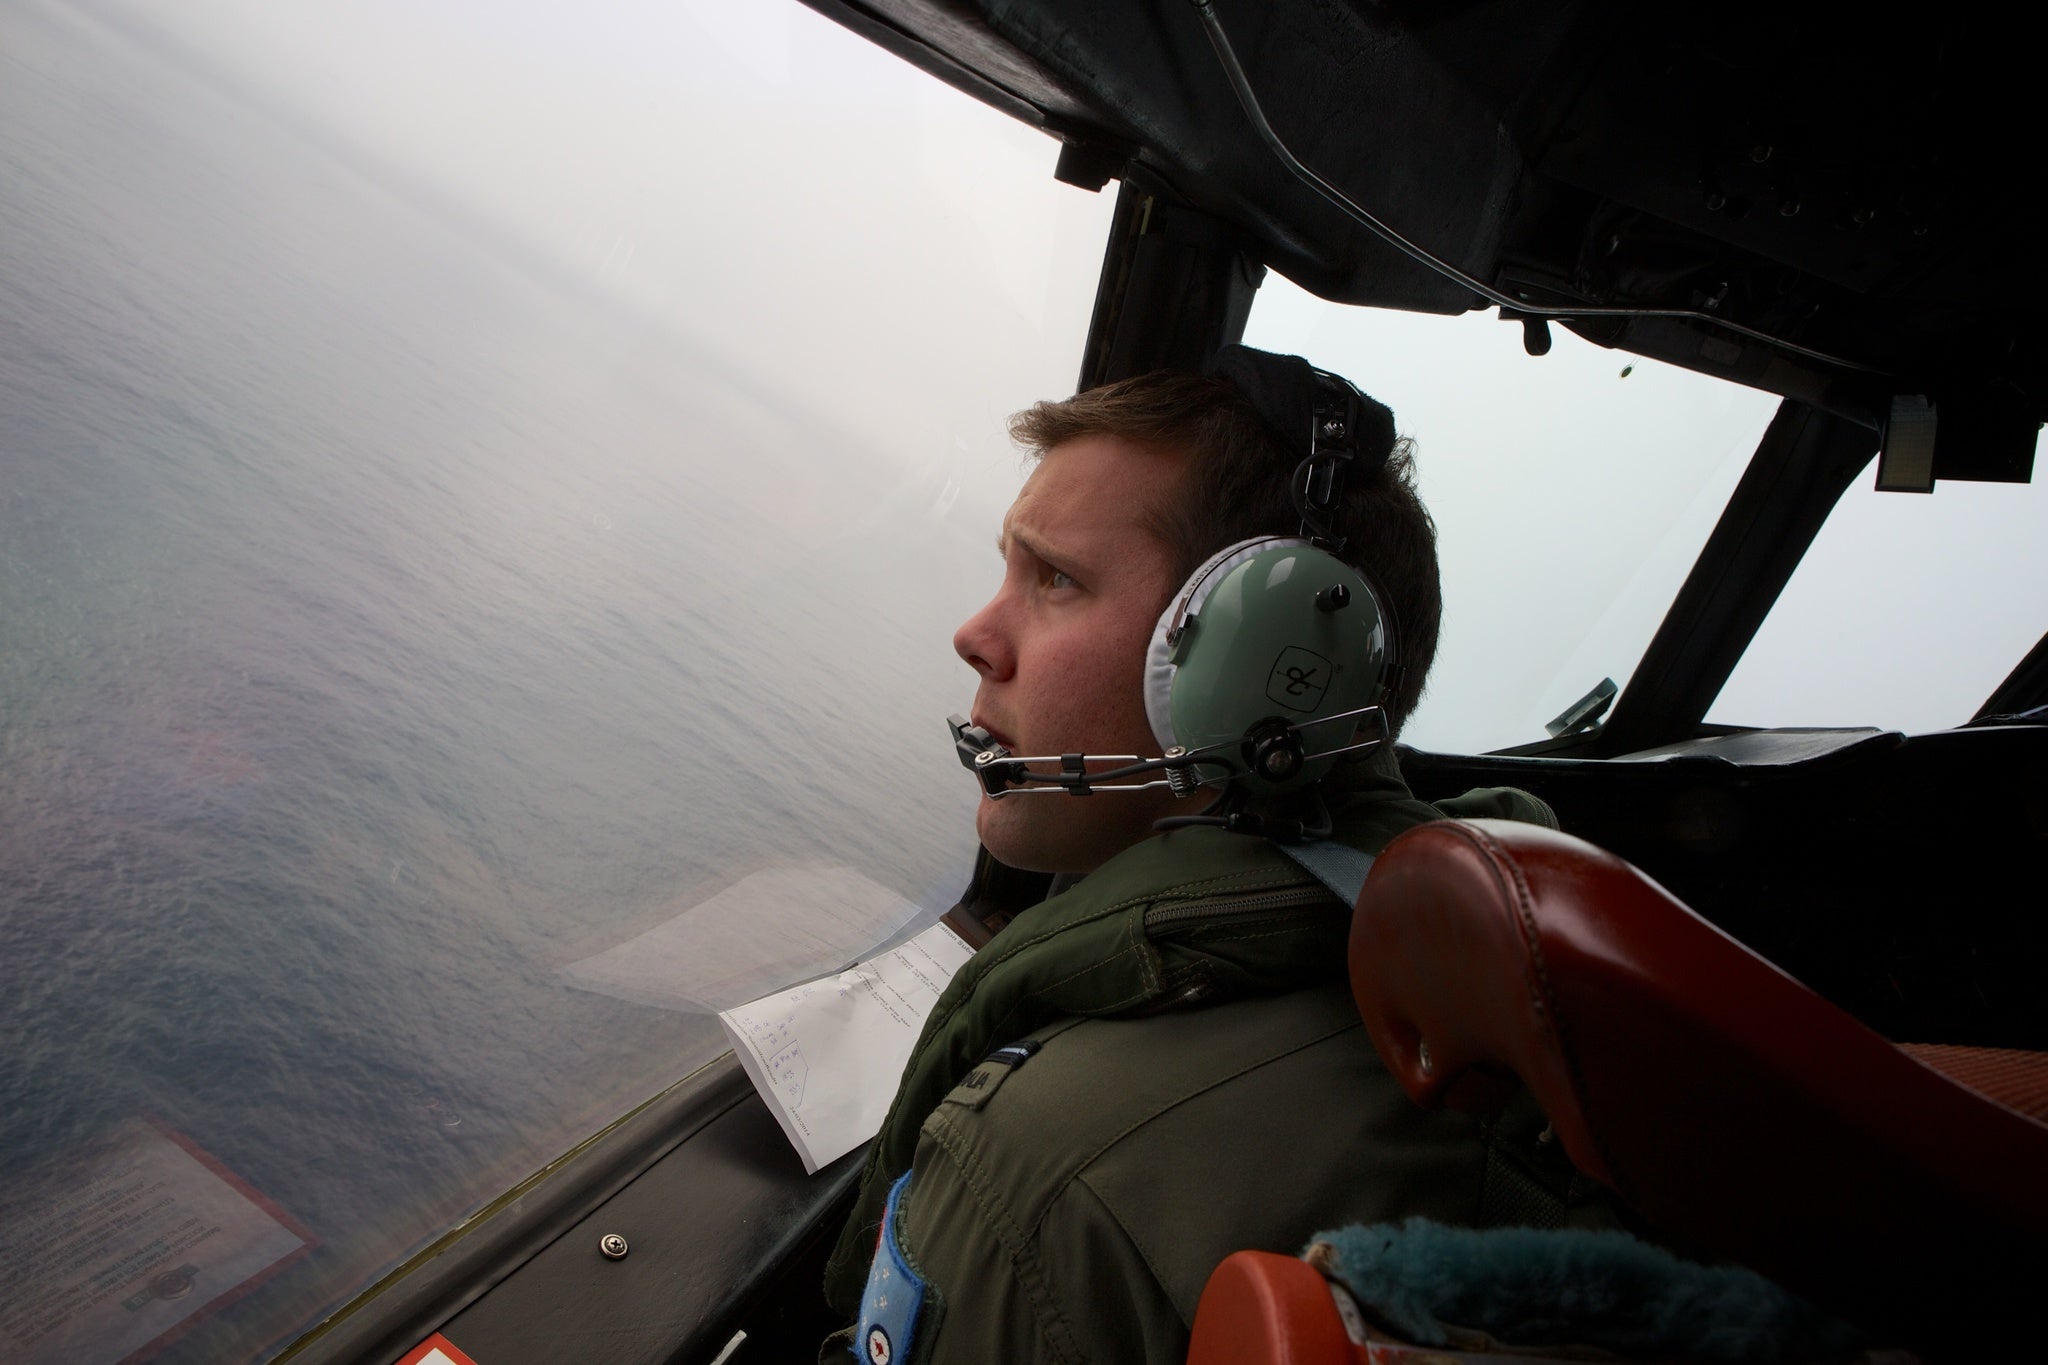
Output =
[{"x1": 953, "y1": 363, "x2": 1441, "y2": 873}]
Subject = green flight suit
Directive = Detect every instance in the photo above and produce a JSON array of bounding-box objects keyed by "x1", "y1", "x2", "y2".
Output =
[{"x1": 824, "y1": 747, "x2": 1614, "y2": 1363}]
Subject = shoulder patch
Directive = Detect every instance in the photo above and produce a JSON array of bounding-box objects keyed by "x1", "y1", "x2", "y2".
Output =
[
  {"x1": 940, "y1": 1038, "x2": 1042, "y2": 1111},
  {"x1": 856, "y1": 1173, "x2": 930, "y2": 1365}
]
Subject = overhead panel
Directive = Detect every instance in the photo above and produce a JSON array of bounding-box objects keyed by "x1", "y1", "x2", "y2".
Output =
[{"x1": 799, "y1": 0, "x2": 2042, "y2": 470}]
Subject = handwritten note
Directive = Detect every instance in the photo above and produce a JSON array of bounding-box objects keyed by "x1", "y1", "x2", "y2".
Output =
[{"x1": 720, "y1": 920, "x2": 974, "y2": 1173}]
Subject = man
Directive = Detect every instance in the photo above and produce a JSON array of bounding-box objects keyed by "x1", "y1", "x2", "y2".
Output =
[{"x1": 823, "y1": 351, "x2": 1611, "y2": 1364}]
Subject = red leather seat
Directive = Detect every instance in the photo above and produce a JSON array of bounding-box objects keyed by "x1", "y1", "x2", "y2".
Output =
[{"x1": 1190, "y1": 818, "x2": 2048, "y2": 1362}]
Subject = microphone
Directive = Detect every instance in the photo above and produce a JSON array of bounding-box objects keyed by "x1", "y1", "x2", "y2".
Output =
[
  {"x1": 945, "y1": 709, "x2": 1389, "y2": 799},
  {"x1": 946, "y1": 715, "x2": 1206, "y2": 797}
]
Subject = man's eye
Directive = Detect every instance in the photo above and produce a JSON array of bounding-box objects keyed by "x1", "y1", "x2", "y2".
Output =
[{"x1": 1048, "y1": 569, "x2": 1078, "y2": 590}]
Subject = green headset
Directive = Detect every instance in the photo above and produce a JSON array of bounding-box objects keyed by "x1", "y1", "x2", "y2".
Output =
[
  {"x1": 949, "y1": 345, "x2": 1401, "y2": 803},
  {"x1": 1146, "y1": 347, "x2": 1399, "y2": 794}
]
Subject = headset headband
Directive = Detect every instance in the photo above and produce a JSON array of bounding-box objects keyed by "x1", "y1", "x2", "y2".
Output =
[{"x1": 1205, "y1": 345, "x2": 1397, "y2": 551}]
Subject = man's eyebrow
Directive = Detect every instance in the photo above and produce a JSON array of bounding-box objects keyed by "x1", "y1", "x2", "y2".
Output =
[{"x1": 1003, "y1": 525, "x2": 1067, "y2": 568}]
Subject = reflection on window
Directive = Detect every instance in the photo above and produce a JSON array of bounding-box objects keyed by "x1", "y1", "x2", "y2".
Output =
[
  {"x1": 0, "y1": 1, "x2": 1107, "y2": 1360},
  {"x1": 1710, "y1": 461, "x2": 2048, "y2": 732},
  {"x1": 1243, "y1": 278, "x2": 1780, "y2": 754}
]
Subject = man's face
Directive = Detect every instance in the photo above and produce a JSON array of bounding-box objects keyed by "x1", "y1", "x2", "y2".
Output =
[{"x1": 952, "y1": 434, "x2": 1189, "y2": 872}]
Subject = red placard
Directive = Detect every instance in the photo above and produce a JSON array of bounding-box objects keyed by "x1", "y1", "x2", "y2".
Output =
[{"x1": 394, "y1": 1333, "x2": 483, "y2": 1365}]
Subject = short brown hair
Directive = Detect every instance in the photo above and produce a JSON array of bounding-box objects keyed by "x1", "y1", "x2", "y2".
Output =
[{"x1": 1010, "y1": 370, "x2": 1440, "y2": 733}]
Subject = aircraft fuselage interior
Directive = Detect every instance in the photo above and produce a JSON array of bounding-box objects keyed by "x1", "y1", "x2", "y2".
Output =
[{"x1": 54, "y1": 1, "x2": 2042, "y2": 1362}]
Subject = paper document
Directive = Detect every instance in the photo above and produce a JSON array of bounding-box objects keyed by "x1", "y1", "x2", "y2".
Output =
[
  {"x1": 0, "y1": 1118, "x2": 311, "y2": 1365},
  {"x1": 720, "y1": 920, "x2": 974, "y2": 1173}
]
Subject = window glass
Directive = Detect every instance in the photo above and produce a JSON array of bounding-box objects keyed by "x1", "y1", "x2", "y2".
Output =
[
  {"x1": 1243, "y1": 278, "x2": 1781, "y2": 754},
  {"x1": 1710, "y1": 460, "x2": 2048, "y2": 731},
  {"x1": 0, "y1": 2, "x2": 1108, "y2": 1361}
]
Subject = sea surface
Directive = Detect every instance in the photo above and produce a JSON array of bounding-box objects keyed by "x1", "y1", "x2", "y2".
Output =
[{"x1": 0, "y1": 4, "x2": 984, "y2": 1359}]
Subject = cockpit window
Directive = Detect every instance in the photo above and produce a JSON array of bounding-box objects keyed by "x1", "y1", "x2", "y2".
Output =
[
  {"x1": 0, "y1": 2, "x2": 1107, "y2": 1360},
  {"x1": 1710, "y1": 466, "x2": 2048, "y2": 732},
  {"x1": 1242, "y1": 277, "x2": 1782, "y2": 754}
]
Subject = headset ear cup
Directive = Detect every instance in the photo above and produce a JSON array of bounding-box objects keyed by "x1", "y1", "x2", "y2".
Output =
[
  {"x1": 1142, "y1": 609, "x2": 1179, "y2": 754},
  {"x1": 1371, "y1": 581, "x2": 1404, "y2": 727},
  {"x1": 1155, "y1": 541, "x2": 1391, "y2": 792},
  {"x1": 1144, "y1": 538, "x2": 1301, "y2": 754}
]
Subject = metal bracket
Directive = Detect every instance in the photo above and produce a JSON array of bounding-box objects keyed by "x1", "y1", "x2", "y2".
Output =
[{"x1": 1876, "y1": 394, "x2": 1938, "y2": 493}]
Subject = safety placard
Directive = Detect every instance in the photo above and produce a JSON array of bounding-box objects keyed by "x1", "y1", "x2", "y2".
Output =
[
  {"x1": 395, "y1": 1332, "x2": 482, "y2": 1365},
  {"x1": 0, "y1": 1117, "x2": 312, "y2": 1365}
]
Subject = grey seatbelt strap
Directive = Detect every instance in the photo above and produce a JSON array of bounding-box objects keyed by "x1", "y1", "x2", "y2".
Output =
[{"x1": 1280, "y1": 841, "x2": 1376, "y2": 908}]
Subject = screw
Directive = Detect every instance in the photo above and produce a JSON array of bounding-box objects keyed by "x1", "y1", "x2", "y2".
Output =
[
  {"x1": 1779, "y1": 197, "x2": 1801, "y2": 218},
  {"x1": 1704, "y1": 192, "x2": 1726, "y2": 211},
  {"x1": 599, "y1": 1233, "x2": 629, "y2": 1260},
  {"x1": 1851, "y1": 206, "x2": 1873, "y2": 225},
  {"x1": 973, "y1": 750, "x2": 995, "y2": 766},
  {"x1": 1750, "y1": 144, "x2": 1773, "y2": 163}
]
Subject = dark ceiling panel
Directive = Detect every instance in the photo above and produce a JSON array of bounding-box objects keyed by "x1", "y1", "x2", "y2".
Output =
[{"x1": 800, "y1": 0, "x2": 2045, "y2": 444}]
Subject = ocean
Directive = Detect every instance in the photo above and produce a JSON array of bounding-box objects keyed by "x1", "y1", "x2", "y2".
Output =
[{"x1": 0, "y1": 3, "x2": 987, "y2": 1359}]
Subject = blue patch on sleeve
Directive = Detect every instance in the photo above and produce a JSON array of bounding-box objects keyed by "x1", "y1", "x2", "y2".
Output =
[{"x1": 855, "y1": 1172, "x2": 927, "y2": 1365}]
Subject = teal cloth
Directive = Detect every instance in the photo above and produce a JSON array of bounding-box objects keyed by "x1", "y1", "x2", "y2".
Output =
[{"x1": 1313, "y1": 1219, "x2": 1862, "y2": 1363}]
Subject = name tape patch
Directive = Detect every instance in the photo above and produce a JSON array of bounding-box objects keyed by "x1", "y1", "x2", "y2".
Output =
[{"x1": 942, "y1": 1038, "x2": 1043, "y2": 1111}]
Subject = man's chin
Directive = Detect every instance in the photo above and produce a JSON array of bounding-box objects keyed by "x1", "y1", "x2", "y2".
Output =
[
  {"x1": 975, "y1": 794, "x2": 1077, "y2": 874},
  {"x1": 975, "y1": 795, "x2": 1039, "y2": 871},
  {"x1": 974, "y1": 791, "x2": 1160, "y2": 875}
]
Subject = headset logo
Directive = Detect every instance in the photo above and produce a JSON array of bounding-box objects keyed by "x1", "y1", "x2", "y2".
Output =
[{"x1": 1266, "y1": 647, "x2": 1332, "y2": 712}]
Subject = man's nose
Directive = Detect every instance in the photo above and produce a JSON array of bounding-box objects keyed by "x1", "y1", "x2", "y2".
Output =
[{"x1": 953, "y1": 594, "x2": 1015, "y2": 681}]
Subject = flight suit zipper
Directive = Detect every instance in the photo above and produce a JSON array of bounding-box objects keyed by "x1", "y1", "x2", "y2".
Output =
[
  {"x1": 1141, "y1": 883, "x2": 1336, "y2": 930},
  {"x1": 1136, "y1": 885, "x2": 1342, "y2": 1012}
]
